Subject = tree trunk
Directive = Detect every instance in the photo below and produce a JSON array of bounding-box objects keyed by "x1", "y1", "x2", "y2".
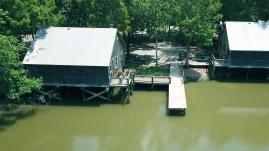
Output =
[
  {"x1": 168, "y1": 25, "x2": 171, "y2": 39},
  {"x1": 155, "y1": 34, "x2": 158, "y2": 67},
  {"x1": 185, "y1": 40, "x2": 191, "y2": 66},
  {"x1": 127, "y1": 32, "x2": 130, "y2": 57}
]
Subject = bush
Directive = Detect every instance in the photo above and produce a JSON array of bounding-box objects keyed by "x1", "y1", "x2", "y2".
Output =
[
  {"x1": 0, "y1": 35, "x2": 42, "y2": 100},
  {"x1": 134, "y1": 66, "x2": 169, "y2": 76}
]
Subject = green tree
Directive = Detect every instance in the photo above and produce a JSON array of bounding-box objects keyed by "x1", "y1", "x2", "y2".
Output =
[
  {"x1": 221, "y1": 0, "x2": 269, "y2": 21},
  {"x1": 94, "y1": 0, "x2": 130, "y2": 31},
  {"x1": 0, "y1": 35, "x2": 42, "y2": 100},
  {"x1": 0, "y1": 0, "x2": 62, "y2": 36},
  {"x1": 256, "y1": 0, "x2": 269, "y2": 21},
  {"x1": 57, "y1": 0, "x2": 130, "y2": 31},
  {"x1": 176, "y1": 0, "x2": 222, "y2": 65},
  {"x1": 130, "y1": 0, "x2": 177, "y2": 66},
  {"x1": 130, "y1": 0, "x2": 176, "y2": 35},
  {"x1": 55, "y1": 0, "x2": 95, "y2": 27}
]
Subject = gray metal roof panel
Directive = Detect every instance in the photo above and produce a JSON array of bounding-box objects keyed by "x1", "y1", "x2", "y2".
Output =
[
  {"x1": 225, "y1": 21, "x2": 269, "y2": 51},
  {"x1": 23, "y1": 27, "x2": 118, "y2": 66}
]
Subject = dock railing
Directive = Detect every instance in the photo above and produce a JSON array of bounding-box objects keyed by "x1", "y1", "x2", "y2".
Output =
[
  {"x1": 110, "y1": 71, "x2": 134, "y2": 87},
  {"x1": 213, "y1": 57, "x2": 269, "y2": 68},
  {"x1": 179, "y1": 62, "x2": 184, "y2": 83},
  {"x1": 210, "y1": 54, "x2": 216, "y2": 65},
  {"x1": 134, "y1": 75, "x2": 171, "y2": 85}
]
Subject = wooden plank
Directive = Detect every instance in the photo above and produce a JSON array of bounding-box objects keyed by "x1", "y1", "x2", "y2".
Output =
[
  {"x1": 110, "y1": 78, "x2": 129, "y2": 87},
  {"x1": 134, "y1": 76, "x2": 170, "y2": 85},
  {"x1": 83, "y1": 88, "x2": 109, "y2": 101},
  {"x1": 168, "y1": 63, "x2": 187, "y2": 110},
  {"x1": 188, "y1": 60, "x2": 209, "y2": 67}
]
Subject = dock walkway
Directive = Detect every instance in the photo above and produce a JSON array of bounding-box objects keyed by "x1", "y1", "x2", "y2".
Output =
[
  {"x1": 134, "y1": 75, "x2": 170, "y2": 85},
  {"x1": 168, "y1": 63, "x2": 187, "y2": 114}
]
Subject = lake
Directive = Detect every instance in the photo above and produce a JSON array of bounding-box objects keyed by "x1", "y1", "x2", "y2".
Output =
[{"x1": 1, "y1": 81, "x2": 269, "y2": 151}]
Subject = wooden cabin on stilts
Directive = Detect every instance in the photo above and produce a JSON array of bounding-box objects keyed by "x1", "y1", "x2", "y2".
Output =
[
  {"x1": 211, "y1": 21, "x2": 269, "y2": 79},
  {"x1": 23, "y1": 27, "x2": 134, "y2": 103}
]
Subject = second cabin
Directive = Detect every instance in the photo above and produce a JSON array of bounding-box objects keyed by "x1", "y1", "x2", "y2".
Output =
[{"x1": 212, "y1": 21, "x2": 269, "y2": 79}]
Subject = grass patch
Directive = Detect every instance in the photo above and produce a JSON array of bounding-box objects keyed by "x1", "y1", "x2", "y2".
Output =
[
  {"x1": 0, "y1": 104, "x2": 37, "y2": 128},
  {"x1": 134, "y1": 66, "x2": 169, "y2": 76}
]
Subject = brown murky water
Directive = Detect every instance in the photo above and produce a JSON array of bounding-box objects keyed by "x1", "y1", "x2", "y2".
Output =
[{"x1": 1, "y1": 81, "x2": 269, "y2": 151}]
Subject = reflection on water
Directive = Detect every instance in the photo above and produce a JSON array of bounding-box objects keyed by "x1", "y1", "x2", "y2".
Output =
[
  {"x1": 73, "y1": 136, "x2": 99, "y2": 151},
  {"x1": 218, "y1": 107, "x2": 269, "y2": 115},
  {"x1": 0, "y1": 81, "x2": 269, "y2": 151}
]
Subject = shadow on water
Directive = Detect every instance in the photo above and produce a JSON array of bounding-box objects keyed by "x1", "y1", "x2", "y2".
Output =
[
  {"x1": 134, "y1": 84, "x2": 168, "y2": 91},
  {"x1": 0, "y1": 105, "x2": 38, "y2": 132},
  {"x1": 19, "y1": 84, "x2": 170, "y2": 109},
  {"x1": 212, "y1": 67, "x2": 269, "y2": 83},
  {"x1": 0, "y1": 126, "x2": 6, "y2": 131},
  {"x1": 49, "y1": 87, "x2": 121, "y2": 107},
  {"x1": 167, "y1": 110, "x2": 186, "y2": 117},
  {"x1": 48, "y1": 86, "x2": 169, "y2": 107},
  {"x1": 216, "y1": 79, "x2": 269, "y2": 84}
]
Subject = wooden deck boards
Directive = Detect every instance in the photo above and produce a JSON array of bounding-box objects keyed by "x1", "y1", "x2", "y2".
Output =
[
  {"x1": 168, "y1": 63, "x2": 187, "y2": 110},
  {"x1": 134, "y1": 76, "x2": 170, "y2": 85},
  {"x1": 188, "y1": 60, "x2": 209, "y2": 67},
  {"x1": 109, "y1": 78, "x2": 129, "y2": 87}
]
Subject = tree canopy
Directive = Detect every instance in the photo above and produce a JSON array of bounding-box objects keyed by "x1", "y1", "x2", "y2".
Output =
[
  {"x1": 0, "y1": 0, "x2": 62, "y2": 36},
  {"x1": 129, "y1": 0, "x2": 177, "y2": 34},
  {"x1": 176, "y1": 0, "x2": 222, "y2": 64},
  {"x1": 177, "y1": 0, "x2": 222, "y2": 45},
  {"x1": 56, "y1": 0, "x2": 130, "y2": 31},
  {"x1": 0, "y1": 35, "x2": 42, "y2": 99},
  {"x1": 221, "y1": 0, "x2": 269, "y2": 22}
]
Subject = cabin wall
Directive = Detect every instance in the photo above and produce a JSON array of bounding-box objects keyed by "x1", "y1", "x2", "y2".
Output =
[
  {"x1": 218, "y1": 28, "x2": 230, "y2": 59},
  {"x1": 230, "y1": 51, "x2": 269, "y2": 66},
  {"x1": 109, "y1": 36, "x2": 125, "y2": 77},
  {"x1": 26, "y1": 65, "x2": 109, "y2": 87}
]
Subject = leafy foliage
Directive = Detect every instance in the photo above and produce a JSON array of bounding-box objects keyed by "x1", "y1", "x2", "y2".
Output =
[
  {"x1": 134, "y1": 66, "x2": 169, "y2": 76},
  {"x1": 0, "y1": 35, "x2": 42, "y2": 99},
  {"x1": 177, "y1": 0, "x2": 222, "y2": 47},
  {"x1": 56, "y1": 0, "x2": 130, "y2": 31},
  {"x1": 175, "y1": 0, "x2": 222, "y2": 64},
  {"x1": 129, "y1": 0, "x2": 179, "y2": 35},
  {"x1": 221, "y1": 0, "x2": 269, "y2": 22},
  {"x1": 0, "y1": 0, "x2": 62, "y2": 36}
]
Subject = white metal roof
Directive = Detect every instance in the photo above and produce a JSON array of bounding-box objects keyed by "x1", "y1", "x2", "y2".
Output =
[
  {"x1": 225, "y1": 21, "x2": 269, "y2": 51},
  {"x1": 23, "y1": 27, "x2": 118, "y2": 66}
]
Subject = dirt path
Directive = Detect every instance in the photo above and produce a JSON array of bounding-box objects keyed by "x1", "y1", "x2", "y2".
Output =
[
  {"x1": 127, "y1": 41, "x2": 209, "y2": 80},
  {"x1": 128, "y1": 41, "x2": 186, "y2": 67}
]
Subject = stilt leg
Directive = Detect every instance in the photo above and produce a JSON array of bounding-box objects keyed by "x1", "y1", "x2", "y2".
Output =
[
  {"x1": 108, "y1": 89, "x2": 112, "y2": 102},
  {"x1": 81, "y1": 87, "x2": 85, "y2": 101},
  {"x1": 212, "y1": 66, "x2": 215, "y2": 79},
  {"x1": 83, "y1": 87, "x2": 109, "y2": 101},
  {"x1": 267, "y1": 69, "x2": 269, "y2": 80},
  {"x1": 246, "y1": 68, "x2": 249, "y2": 80},
  {"x1": 227, "y1": 68, "x2": 231, "y2": 80}
]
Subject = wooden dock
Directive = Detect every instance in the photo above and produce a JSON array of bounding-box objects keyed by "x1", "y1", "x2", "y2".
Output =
[
  {"x1": 168, "y1": 63, "x2": 187, "y2": 115},
  {"x1": 134, "y1": 75, "x2": 170, "y2": 85},
  {"x1": 188, "y1": 60, "x2": 209, "y2": 68}
]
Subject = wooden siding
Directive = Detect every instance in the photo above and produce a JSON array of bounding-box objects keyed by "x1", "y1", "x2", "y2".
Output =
[
  {"x1": 230, "y1": 51, "x2": 269, "y2": 67},
  {"x1": 218, "y1": 29, "x2": 230, "y2": 59},
  {"x1": 109, "y1": 36, "x2": 125, "y2": 78},
  {"x1": 26, "y1": 65, "x2": 109, "y2": 87}
]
